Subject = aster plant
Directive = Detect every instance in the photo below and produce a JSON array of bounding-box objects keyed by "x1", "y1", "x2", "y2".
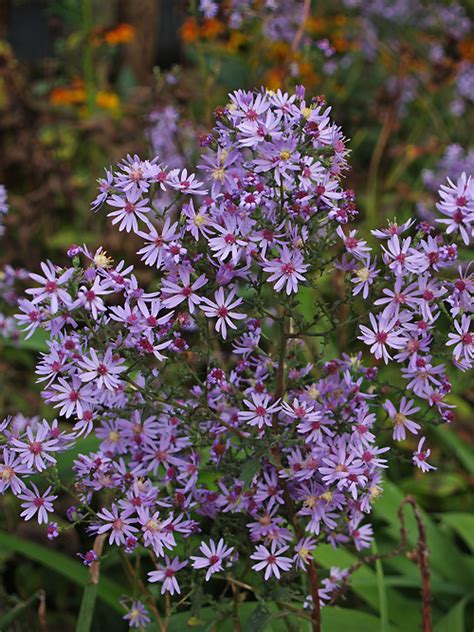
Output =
[{"x1": 2, "y1": 86, "x2": 473, "y2": 630}]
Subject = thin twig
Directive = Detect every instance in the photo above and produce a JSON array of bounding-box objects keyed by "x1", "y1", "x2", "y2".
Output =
[{"x1": 291, "y1": 0, "x2": 311, "y2": 51}]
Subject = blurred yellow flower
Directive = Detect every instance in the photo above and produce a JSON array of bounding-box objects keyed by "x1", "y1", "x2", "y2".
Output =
[{"x1": 96, "y1": 91, "x2": 120, "y2": 110}]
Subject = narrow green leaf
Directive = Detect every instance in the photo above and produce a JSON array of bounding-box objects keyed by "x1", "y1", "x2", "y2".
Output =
[
  {"x1": 433, "y1": 426, "x2": 474, "y2": 475},
  {"x1": 0, "y1": 531, "x2": 123, "y2": 612},
  {"x1": 433, "y1": 595, "x2": 472, "y2": 632},
  {"x1": 76, "y1": 583, "x2": 99, "y2": 632},
  {"x1": 439, "y1": 513, "x2": 474, "y2": 553},
  {"x1": 372, "y1": 540, "x2": 389, "y2": 632}
]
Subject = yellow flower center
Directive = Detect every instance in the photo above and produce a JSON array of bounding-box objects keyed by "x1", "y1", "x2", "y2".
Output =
[
  {"x1": 212, "y1": 167, "x2": 226, "y2": 182},
  {"x1": 393, "y1": 413, "x2": 407, "y2": 426},
  {"x1": 193, "y1": 213, "x2": 207, "y2": 227},
  {"x1": 356, "y1": 267, "x2": 370, "y2": 281},
  {"x1": 94, "y1": 251, "x2": 113, "y2": 269}
]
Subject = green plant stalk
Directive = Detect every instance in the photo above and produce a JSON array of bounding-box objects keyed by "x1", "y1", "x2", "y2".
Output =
[
  {"x1": 372, "y1": 540, "x2": 389, "y2": 632},
  {"x1": 76, "y1": 534, "x2": 106, "y2": 632}
]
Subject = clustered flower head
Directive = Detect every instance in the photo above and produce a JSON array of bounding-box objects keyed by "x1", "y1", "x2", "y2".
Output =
[{"x1": 2, "y1": 86, "x2": 472, "y2": 622}]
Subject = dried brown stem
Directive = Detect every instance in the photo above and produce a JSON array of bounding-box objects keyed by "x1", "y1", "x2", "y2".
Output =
[
  {"x1": 291, "y1": 0, "x2": 311, "y2": 51},
  {"x1": 330, "y1": 495, "x2": 432, "y2": 632}
]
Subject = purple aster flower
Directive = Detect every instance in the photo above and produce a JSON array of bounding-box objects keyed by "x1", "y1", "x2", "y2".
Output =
[
  {"x1": 383, "y1": 397, "x2": 421, "y2": 441},
  {"x1": 161, "y1": 269, "x2": 208, "y2": 313},
  {"x1": 350, "y1": 259, "x2": 379, "y2": 298},
  {"x1": 0, "y1": 448, "x2": 30, "y2": 495},
  {"x1": 446, "y1": 315, "x2": 473, "y2": 361},
  {"x1": 137, "y1": 217, "x2": 181, "y2": 269},
  {"x1": 250, "y1": 541, "x2": 293, "y2": 580},
  {"x1": 413, "y1": 437, "x2": 436, "y2": 472},
  {"x1": 11, "y1": 423, "x2": 60, "y2": 472},
  {"x1": 200, "y1": 287, "x2": 247, "y2": 339},
  {"x1": 15, "y1": 299, "x2": 44, "y2": 339},
  {"x1": 78, "y1": 549, "x2": 100, "y2": 566},
  {"x1": 294, "y1": 537, "x2": 316, "y2": 570},
  {"x1": 208, "y1": 216, "x2": 248, "y2": 264},
  {"x1": 190, "y1": 538, "x2": 234, "y2": 581},
  {"x1": 107, "y1": 189, "x2": 151, "y2": 234},
  {"x1": 358, "y1": 313, "x2": 407, "y2": 363},
  {"x1": 262, "y1": 247, "x2": 309, "y2": 295},
  {"x1": 123, "y1": 601, "x2": 151, "y2": 629},
  {"x1": 436, "y1": 173, "x2": 474, "y2": 245},
  {"x1": 238, "y1": 392, "x2": 281, "y2": 430},
  {"x1": 167, "y1": 168, "x2": 206, "y2": 195},
  {"x1": 26, "y1": 261, "x2": 73, "y2": 314},
  {"x1": 95, "y1": 504, "x2": 138, "y2": 545},
  {"x1": 148, "y1": 556, "x2": 187, "y2": 595},
  {"x1": 78, "y1": 348, "x2": 126, "y2": 391},
  {"x1": 73, "y1": 277, "x2": 112, "y2": 319},
  {"x1": 47, "y1": 522, "x2": 59, "y2": 540},
  {"x1": 19, "y1": 484, "x2": 57, "y2": 524}
]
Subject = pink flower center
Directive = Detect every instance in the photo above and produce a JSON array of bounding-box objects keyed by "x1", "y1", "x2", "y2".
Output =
[
  {"x1": 217, "y1": 306, "x2": 229, "y2": 318},
  {"x1": 97, "y1": 363, "x2": 108, "y2": 376},
  {"x1": 224, "y1": 233, "x2": 236, "y2": 244},
  {"x1": 255, "y1": 406, "x2": 266, "y2": 417},
  {"x1": 29, "y1": 441, "x2": 43, "y2": 455},
  {"x1": 182, "y1": 286, "x2": 192, "y2": 297},
  {"x1": 209, "y1": 555, "x2": 220, "y2": 565},
  {"x1": 462, "y1": 333, "x2": 472, "y2": 345},
  {"x1": 376, "y1": 332, "x2": 388, "y2": 343},
  {"x1": 45, "y1": 280, "x2": 57, "y2": 293},
  {"x1": 281, "y1": 263, "x2": 295, "y2": 276},
  {"x1": 33, "y1": 497, "x2": 45, "y2": 507}
]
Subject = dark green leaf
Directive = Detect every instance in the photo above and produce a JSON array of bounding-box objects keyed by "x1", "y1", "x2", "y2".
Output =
[{"x1": 0, "y1": 531, "x2": 123, "y2": 612}]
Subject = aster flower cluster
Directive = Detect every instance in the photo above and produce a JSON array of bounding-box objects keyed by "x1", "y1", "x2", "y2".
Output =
[
  {"x1": 2, "y1": 87, "x2": 472, "y2": 623},
  {"x1": 339, "y1": 173, "x2": 473, "y2": 469}
]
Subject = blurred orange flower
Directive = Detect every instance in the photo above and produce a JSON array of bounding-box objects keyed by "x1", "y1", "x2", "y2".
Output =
[
  {"x1": 181, "y1": 18, "x2": 199, "y2": 43},
  {"x1": 104, "y1": 23, "x2": 135, "y2": 46},
  {"x1": 459, "y1": 39, "x2": 474, "y2": 63},
  {"x1": 200, "y1": 18, "x2": 224, "y2": 40},
  {"x1": 50, "y1": 82, "x2": 85, "y2": 106}
]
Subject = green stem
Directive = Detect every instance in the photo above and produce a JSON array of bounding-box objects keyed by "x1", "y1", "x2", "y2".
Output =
[{"x1": 372, "y1": 540, "x2": 389, "y2": 632}]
